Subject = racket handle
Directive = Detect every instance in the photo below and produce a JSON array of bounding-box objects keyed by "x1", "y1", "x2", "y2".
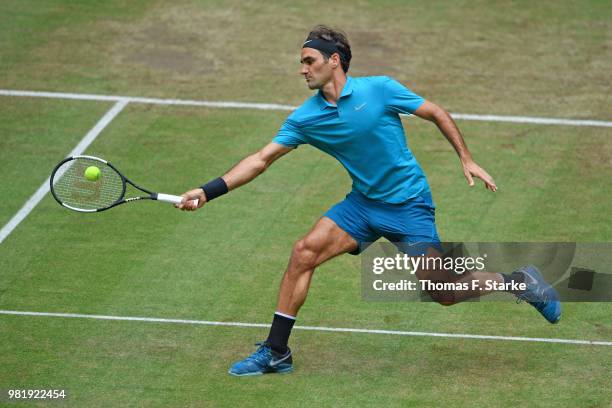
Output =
[{"x1": 155, "y1": 193, "x2": 199, "y2": 207}]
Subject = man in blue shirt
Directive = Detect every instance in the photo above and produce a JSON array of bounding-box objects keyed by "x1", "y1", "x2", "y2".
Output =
[{"x1": 177, "y1": 26, "x2": 561, "y2": 376}]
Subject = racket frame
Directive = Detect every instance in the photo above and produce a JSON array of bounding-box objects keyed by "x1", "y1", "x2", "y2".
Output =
[{"x1": 50, "y1": 155, "x2": 185, "y2": 213}]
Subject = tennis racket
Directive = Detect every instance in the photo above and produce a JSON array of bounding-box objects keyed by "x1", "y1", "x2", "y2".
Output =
[{"x1": 50, "y1": 155, "x2": 197, "y2": 213}]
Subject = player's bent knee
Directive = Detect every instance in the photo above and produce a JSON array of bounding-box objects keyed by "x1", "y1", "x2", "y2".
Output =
[
  {"x1": 424, "y1": 287, "x2": 457, "y2": 306},
  {"x1": 417, "y1": 266, "x2": 461, "y2": 306},
  {"x1": 290, "y1": 239, "x2": 319, "y2": 270}
]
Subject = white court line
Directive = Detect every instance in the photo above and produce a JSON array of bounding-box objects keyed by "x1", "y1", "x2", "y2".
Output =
[
  {"x1": 0, "y1": 89, "x2": 295, "y2": 111},
  {"x1": 1, "y1": 310, "x2": 611, "y2": 346},
  {"x1": 1, "y1": 88, "x2": 611, "y2": 128},
  {"x1": 0, "y1": 99, "x2": 129, "y2": 244},
  {"x1": 450, "y1": 113, "x2": 612, "y2": 128}
]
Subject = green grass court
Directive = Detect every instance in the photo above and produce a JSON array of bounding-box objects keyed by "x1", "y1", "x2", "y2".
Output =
[{"x1": 1, "y1": 1, "x2": 611, "y2": 406}]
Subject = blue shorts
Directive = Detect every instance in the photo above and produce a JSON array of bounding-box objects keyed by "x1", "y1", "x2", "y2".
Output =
[{"x1": 324, "y1": 190, "x2": 442, "y2": 255}]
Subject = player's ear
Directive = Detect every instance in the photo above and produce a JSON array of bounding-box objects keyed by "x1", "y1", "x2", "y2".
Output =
[{"x1": 331, "y1": 53, "x2": 340, "y2": 69}]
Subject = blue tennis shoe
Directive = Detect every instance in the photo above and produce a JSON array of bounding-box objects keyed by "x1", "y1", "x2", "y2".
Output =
[
  {"x1": 229, "y1": 342, "x2": 293, "y2": 376},
  {"x1": 513, "y1": 265, "x2": 561, "y2": 324}
]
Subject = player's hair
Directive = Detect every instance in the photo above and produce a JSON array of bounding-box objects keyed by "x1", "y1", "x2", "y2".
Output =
[{"x1": 306, "y1": 25, "x2": 352, "y2": 73}]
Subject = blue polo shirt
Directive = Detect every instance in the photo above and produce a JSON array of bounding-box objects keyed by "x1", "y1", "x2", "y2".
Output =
[{"x1": 273, "y1": 76, "x2": 430, "y2": 204}]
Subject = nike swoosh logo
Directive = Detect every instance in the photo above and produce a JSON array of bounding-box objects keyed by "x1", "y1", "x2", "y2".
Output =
[
  {"x1": 354, "y1": 102, "x2": 367, "y2": 111},
  {"x1": 269, "y1": 351, "x2": 292, "y2": 367},
  {"x1": 303, "y1": 40, "x2": 313, "y2": 45}
]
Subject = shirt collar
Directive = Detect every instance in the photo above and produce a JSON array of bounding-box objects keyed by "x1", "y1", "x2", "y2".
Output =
[
  {"x1": 340, "y1": 75, "x2": 354, "y2": 98},
  {"x1": 317, "y1": 76, "x2": 354, "y2": 110}
]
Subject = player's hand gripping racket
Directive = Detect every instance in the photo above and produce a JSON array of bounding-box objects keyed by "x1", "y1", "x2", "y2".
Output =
[{"x1": 50, "y1": 155, "x2": 197, "y2": 212}]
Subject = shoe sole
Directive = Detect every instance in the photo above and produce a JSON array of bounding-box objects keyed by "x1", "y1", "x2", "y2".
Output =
[
  {"x1": 228, "y1": 366, "x2": 293, "y2": 377},
  {"x1": 544, "y1": 301, "x2": 562, "y2": 324}
]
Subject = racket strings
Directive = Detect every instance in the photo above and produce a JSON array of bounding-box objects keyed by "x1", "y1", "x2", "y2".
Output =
[{"x1": 52, "y1": 158, "x2": 124, "y2": 210}]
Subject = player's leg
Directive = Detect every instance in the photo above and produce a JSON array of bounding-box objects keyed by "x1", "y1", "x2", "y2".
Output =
[
  {"x1": 377, "y1": 192, "x2": 509, "y2": 304},
  {"x1": 264, "y1": 216, "x2": 358, "y2": 361},
  {"x1": 414, "y1": 251, "x2": 561, "y2": 322},
  {"x1": 410, "y1": 246, "x2": 507, "y2": 304},
  {"x1": 263, "y1": 193, "x2": 377, "y2": 357},
  {"x1": 379, "y1": 192, "x2": 561, "y2": 321},
  {"x1": 274, "y1": 216, "x2": 358, "y2": 316},
  {"x1": 229, "y1": 193, "x2": 378, "y2": 376},
  {"x1": 228, "y1": 217, "x2": 360, "y2": 376}
]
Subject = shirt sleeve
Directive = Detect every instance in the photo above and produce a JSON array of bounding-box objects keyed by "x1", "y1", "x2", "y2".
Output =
[
  {"x1": 383, "y1": 76, "x2": 425, "y2": 114},
  {"x1": 272, "y1": 117, "x2": 306, "y2": 148}
]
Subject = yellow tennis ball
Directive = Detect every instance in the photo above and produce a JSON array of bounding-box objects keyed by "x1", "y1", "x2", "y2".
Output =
[{"x1": 84, "y1": 166, "x2": 101, "y2": 181}]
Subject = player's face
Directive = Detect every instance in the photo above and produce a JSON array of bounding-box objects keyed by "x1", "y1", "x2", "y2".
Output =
[{"x1": 300, "y1": 48, "x2": 334, "y2": 89}]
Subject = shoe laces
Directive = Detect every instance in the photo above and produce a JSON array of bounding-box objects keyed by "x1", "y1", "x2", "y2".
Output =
[
  {"x1": 245, "y1": 342, "x2": 272, "y2": 365},
  {"x1": 515, "y1": 273, "x2": 546, "y2": 304},
  {"x1": 516, "y1": 291, "x2": 548, "y2": 303}
]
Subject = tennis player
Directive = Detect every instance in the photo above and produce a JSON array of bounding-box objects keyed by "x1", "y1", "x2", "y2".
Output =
[{"x1": 177, "y1": 26, "x2": 561, "y2": 376}]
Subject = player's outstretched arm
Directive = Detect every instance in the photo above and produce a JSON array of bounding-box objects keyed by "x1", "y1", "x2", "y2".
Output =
[
  {"x1": 414, "y1": 101, "x2": 497, "y2": 192},
  {"x1": 177, "y1": 142, "x2": 293, "y2": 211}
]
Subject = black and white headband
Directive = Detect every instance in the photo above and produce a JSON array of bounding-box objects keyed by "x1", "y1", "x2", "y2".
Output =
[{"x1": 302, "y1": 38, "x2": 345, "y2": 60}]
